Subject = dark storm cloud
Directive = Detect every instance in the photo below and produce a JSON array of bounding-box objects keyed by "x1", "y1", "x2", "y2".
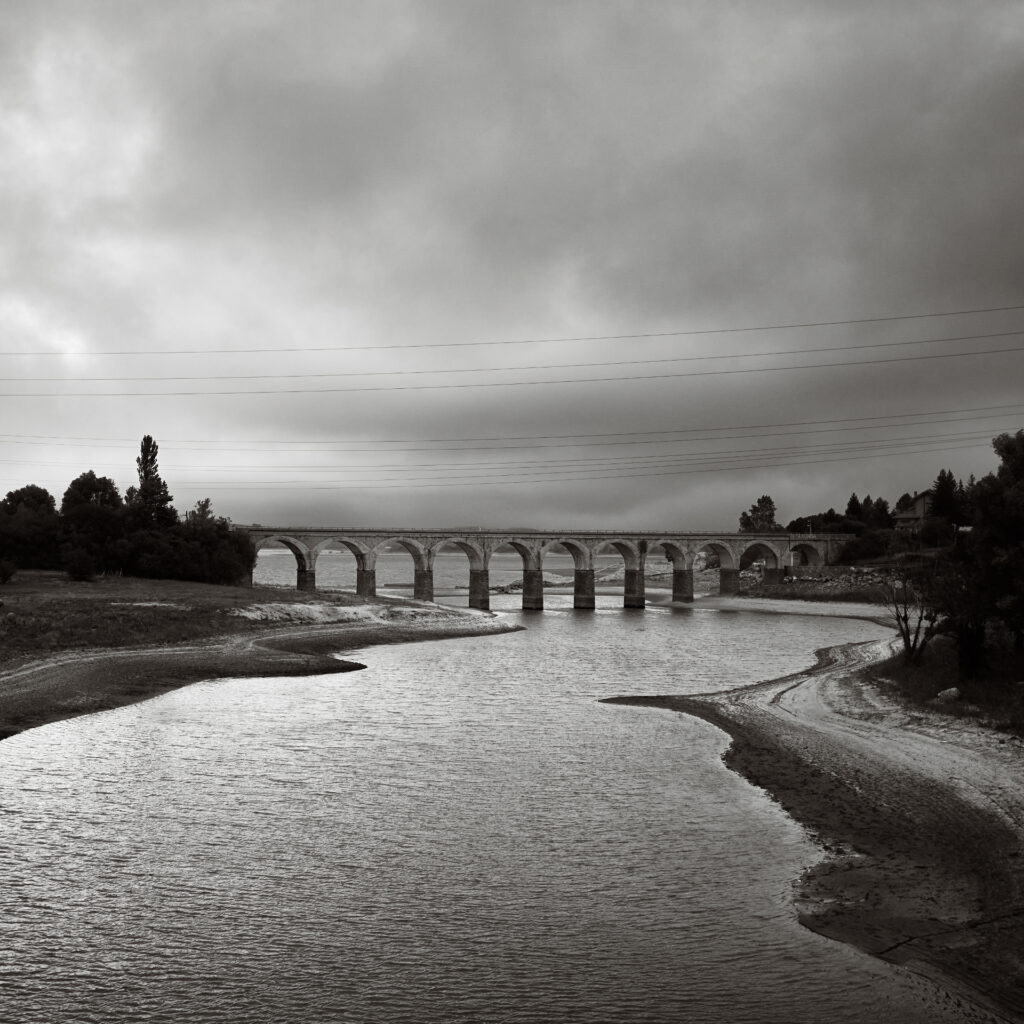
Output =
[{"x1": 2, "y1": 1, "x2": 1022, "y2": 527}]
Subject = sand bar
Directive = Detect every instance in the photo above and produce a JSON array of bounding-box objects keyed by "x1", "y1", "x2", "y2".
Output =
[
  {"x1": 606, "y1": 597, "x2": 1024, "y2": 1022},
  {"x1": 0, "y1": 606, "x2": 519, "y2": 738}
]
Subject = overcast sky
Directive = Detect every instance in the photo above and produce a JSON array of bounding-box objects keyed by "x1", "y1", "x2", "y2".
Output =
[{"x1": 2, "y1": 0, "x2": 1023, "y2": 530}]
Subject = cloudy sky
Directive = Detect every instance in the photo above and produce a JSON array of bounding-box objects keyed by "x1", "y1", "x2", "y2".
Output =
[{"x1": 2, "y1": 0, "x2": 1023, "y2": 530}]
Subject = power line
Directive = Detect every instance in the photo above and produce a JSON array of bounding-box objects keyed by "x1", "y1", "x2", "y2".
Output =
[
  {"x1": 7, "y1": 329, "x2": 1023, "y2": 384},
  {"x1": 3, "y1": 343, "x2": 1024, "y2": 397},
  {"x1": 0, "y1": 426, "x2": 1006, "y2": 475},
  {"x1": 1, "y1": 402, "x2": 1020, "y2": 452},
  {"x1": 4, "y1": 432, "x2": 997, "y2": 490},
  {"x1": 2, "y1": 303, "x2": 1021, "y2": 357},
  {"x1": 97, "y1": 440, "x2": 992, "y2": 490}
]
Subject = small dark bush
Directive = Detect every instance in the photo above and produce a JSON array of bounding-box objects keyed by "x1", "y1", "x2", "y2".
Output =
[
  {"x1": 63, "y1": 547, "x2": 97, "y2": 581},
  {"x1": 0, "y1": 559, "x2": 15, "y2": 584}
]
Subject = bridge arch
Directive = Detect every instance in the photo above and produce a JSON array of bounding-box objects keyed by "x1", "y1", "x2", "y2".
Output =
[
  {"x1": 593, "y1": 538, "x2": 646, "y2": 608},
  {"x1": 690, "y1": 541, "x2": 740, "y2": 596},
  {"x1": 539, "y1": 537, "x2": 592, "y2": 569},
  {"x1": 689, "y1": 541, "x2": 737, "y2": 570},
  {"x1": 490, "y1": 539, "x2": 544, "y2": 610},
  {"x1": 649, "y1": 538, "x2": 693, "y2": 603},
  {"x1": 539, "y1": 538, "x2": 595, "y2": 610},
  {"x1": 252, "y1": 534, "x2": 317, "y2": 591},
  {"x1": 789, "y1": 542, "x2": 823, "y2": 567},
  {"x1": 368, "y1": 536, "x2": 433, "y2": 601},
  {"x1": 430, "y1": 537, "x2": 490, "y2": 610},
  {"x1": 648, "y1": 538, "x2": 686, "y2": 567},
  {"x1": 738, "y1": 541, "x2": 782, "y2": 570}
]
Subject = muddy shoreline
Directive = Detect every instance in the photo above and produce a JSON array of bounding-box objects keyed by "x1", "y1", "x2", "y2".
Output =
[
  {"x1": 0, "y1": 615, "x2": 520, "y2": 739},
  {"x1": 605, "y1": 637, "x2": 1024, "y2": 1022}
]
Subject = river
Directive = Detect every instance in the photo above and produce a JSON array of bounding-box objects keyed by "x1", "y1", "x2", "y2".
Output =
[{"x1": 0, "y1": 557, "x2": 993, "y2": 1022}]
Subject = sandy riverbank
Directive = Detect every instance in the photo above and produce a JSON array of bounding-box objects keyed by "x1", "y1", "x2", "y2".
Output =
[
  {"x1": 605, "y1": 597, "x2": 1024, "y2": 1022},
  {"x1": 0, "y1": 604, "x2": 519, "y2": 739}
]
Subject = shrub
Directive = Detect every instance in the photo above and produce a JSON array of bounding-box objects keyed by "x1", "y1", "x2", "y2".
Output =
[{"x1": 63, "y1": 547, "x2": 97, "y2": 582}]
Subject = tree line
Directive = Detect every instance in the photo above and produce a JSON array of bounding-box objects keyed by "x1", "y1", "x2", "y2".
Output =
[
  {"x1": 739, "y1": 431, "x2": 1024, "y2": 682},
  {"x1": 0, "y1": 435, "x2": 255, "y2": 586}
]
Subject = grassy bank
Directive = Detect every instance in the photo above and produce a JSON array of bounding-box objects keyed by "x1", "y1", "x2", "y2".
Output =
[
  {"x1": 0, "y1": 571, "x2": 409, "y2": 664},
  {"x1": 867, "y1": 634, "x2": 1024, "y2": 734}
]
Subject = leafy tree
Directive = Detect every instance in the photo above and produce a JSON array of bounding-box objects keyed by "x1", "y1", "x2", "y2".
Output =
[
  {"x1": 125, "y1": 435, "x2": 177, "y2": 529},
  {"x1": 739, "y1": 495, "x2": 783, "y2": 532},
  {"x1": 2, "y1": 484, "x2": 56, "y2": 517},
  {"x1": 185, "y1": 498, "x2": 215, "y2": 526},
  {"x1": 61, "y1": 472, "x2": 126, "y2": 573},
  {"x1": 0, "y1": 485, "x2": 60, "y2": 568},
  {"x1": 61, "y1": 471, "x2": 123, "y2": 513}
]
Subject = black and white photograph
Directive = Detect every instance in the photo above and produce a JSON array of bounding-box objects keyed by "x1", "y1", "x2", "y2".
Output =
[{"x1": 1, "y1": 2, "x2": 1023, "y2": 1021}]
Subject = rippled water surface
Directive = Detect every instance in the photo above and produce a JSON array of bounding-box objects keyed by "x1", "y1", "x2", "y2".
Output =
[{"x1": 0, "y1": 594, "x2": 984, "y2": 1022}]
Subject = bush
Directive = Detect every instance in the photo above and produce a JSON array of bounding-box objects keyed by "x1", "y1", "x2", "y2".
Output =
[
  {"x1": 63, "y1": 547, "x2": 97, "y2": 582},
  {"x1": 839, "y1": 529, "x2": 891, "y2": 563},
  {"x1": 0, "y1": 559, "x2": 15, "y2": 584}
]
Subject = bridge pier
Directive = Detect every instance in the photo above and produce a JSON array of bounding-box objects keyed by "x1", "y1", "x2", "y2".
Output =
[
  {"x1": 522, "y1": 569, "x2": 544, "y2": 611},
  {"x1": 414, "y1": 568, "x2": 434, "y2": 602},
  {"x1": 672, "y1": 568, "x2": 694, "y2": 603},
  {"x1": 719, "y1": 568, "x2": 741, "y2": 595},
  {"x1": 574, "y1": 569, "x2": 595, "y2": 609},
  {"x1": 356, "y1": 568, "x2": 377, "y2": 599},
  {"x1": 624, "y1": 568, "x2": 645, "y2": 609},
  {"x1": 469, "y1": 569, "x2": 490, "y2": 610},
  {"x1": 297, "y1": 568, "x2": 316, "y2": 591}
]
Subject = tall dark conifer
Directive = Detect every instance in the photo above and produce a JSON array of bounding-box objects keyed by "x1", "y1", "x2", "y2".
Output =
[{"x1": 125, "y1": 435, "x2": 177, "y2": 528}]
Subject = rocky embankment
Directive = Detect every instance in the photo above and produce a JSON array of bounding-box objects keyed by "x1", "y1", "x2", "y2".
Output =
[
  {"x1": 743, "y1": 566, "x2": 888, "y2": 602},
  {"x1": 494, "y1": 565, "x2": 888, "y2": 603}
]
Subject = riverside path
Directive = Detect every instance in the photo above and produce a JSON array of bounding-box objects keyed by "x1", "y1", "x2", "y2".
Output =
[{"x1": 239, "y1": 527, "x2": 848, "y2": 611}]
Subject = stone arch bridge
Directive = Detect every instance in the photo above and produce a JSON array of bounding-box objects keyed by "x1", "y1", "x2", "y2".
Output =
[{"x1": 239, "y1": 527, "x2": 847, "y2": 611}]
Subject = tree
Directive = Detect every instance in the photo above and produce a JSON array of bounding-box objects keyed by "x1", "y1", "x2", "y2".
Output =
[
  {"x1": 61, "y1": 472, "x2": 126, "y2": 573},
  {"x1": 845, "y1": 493, "x2": 863, "y2": 520},
  {"x1": 2, "y1": 484, "x2": 56, "y2": 517},
  {"x1": 739, "y1": 495, "x2": 783, "y2": 532},
  {"x1": 926, "y1": 546, "x2": 993, "y2": 679},
  {"x1": 61, "y1": 471, "x2": 122, "y2": 514},
  {"x1": 880, "y1": 565, "x2": 940, "y2": 664},
  {"x1": 0, "y1": 485, "x2": 60, "y2": 568},
  {"x1": 869, "y1": 496, "x2": 893, "y2": 529},
  {"x1": 929, "y1": 468, "x2": 960, "y2": 522},
  {"x1": 185, "y1": 498, "x2": 215, "y2": 526},
  {"x1": 125, "y1": 435, "x2": 177, "y2": 529},
  {"x1": 970, "y1": 431, "x2": 1024, "y2": 648}
]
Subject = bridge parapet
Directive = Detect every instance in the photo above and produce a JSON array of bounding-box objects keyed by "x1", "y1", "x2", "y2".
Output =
[{"x1": 239, "y1": 526, "x2": 851, "y2": 608}]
